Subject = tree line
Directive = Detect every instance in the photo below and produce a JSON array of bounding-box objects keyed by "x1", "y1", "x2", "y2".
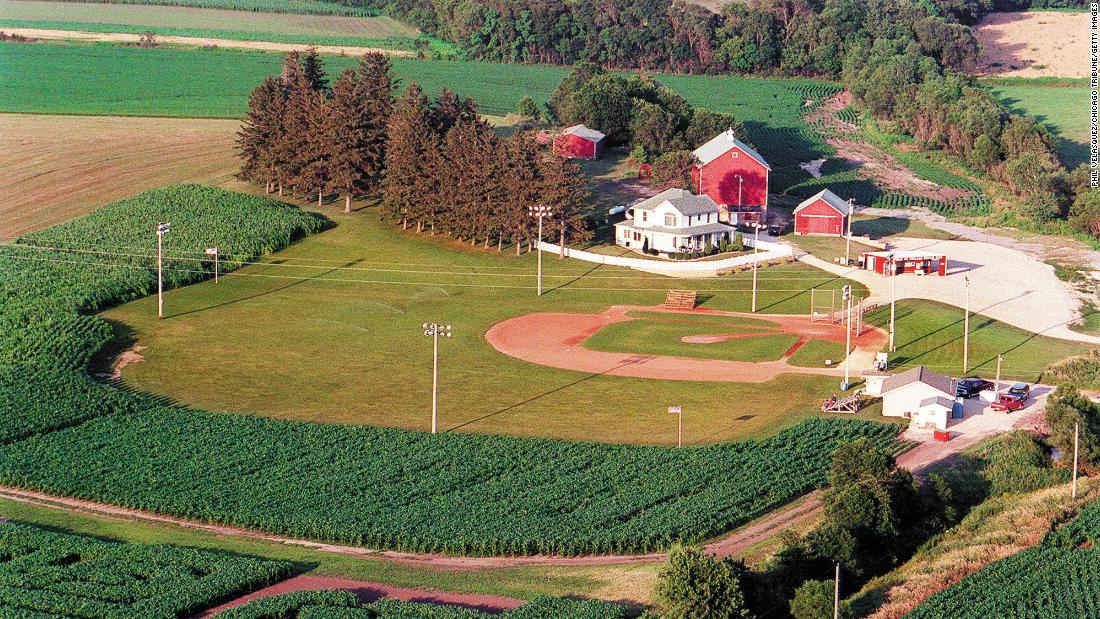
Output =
[{"x1": 237, "y1": 49, "x2": 590, "y2": 249}]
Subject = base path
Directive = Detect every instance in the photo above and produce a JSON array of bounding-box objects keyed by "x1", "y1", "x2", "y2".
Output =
[
  {"x1": 485, "y1": 305, "x2": 886, "y2": 382},
  {"x1": 4, "y1": 28, "x2": 415, "y2": 57},
  {"x1": 200, "y1": 575, "x2": 524, "y2": 616}
]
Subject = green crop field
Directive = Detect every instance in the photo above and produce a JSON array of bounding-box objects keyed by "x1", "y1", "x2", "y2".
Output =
[
  {"x1": 0, "y1": 184, "x2": 903, "y2": 556},
  {"x1": 906, "y1": 497, "x2": 1100, "y2": 618},
  {"x1": 0, "y1": 0, "x2": 424, "y2": 49},
  {"x1": 11, "y1": 0, "x2": 380, "y2": 16},
  {"x1": 992, "y1": 83, "x2": 1091, "y2": 169},
  {"x1": 0, "y1": 520, "x2": 292, "y2": 616},
  {"x1": 583, "y1": 315, "x2": 801, "y2": 363},
  {"x1": 866, "y1": 299, "x2": 1090, "y2": 382}
]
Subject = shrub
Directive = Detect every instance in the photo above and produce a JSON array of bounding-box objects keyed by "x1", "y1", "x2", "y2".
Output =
[{"x1": 654, "y1": 545, "x2": 753, "y2": 619}]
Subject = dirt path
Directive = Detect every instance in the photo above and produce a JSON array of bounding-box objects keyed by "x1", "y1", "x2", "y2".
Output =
[
  {"x1": 485, "y1": 305, "x2": 886, "y2": 383},
  {"x1": 200, "y1": 575, "x2": 524, "y2": 616},
  {"x1": 3, "y1": 28, "x2": 415, "y2": 57}
]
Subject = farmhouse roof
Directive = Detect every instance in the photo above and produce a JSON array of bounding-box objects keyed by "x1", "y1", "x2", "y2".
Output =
[
  {"x1": 692, "y1": 129, "x2": 771, "y2": 170},
  {"x1": 618, "y1": 221, "x2": 735, "y2": 236},
  {"x1": 881, "y1": 366, "x2": 955, "y2": 397},
  {"x1": 631, "y1": 188, "x2": 721, "y2": 216},
  {"x1": 562, "y1": 124, "x2": 606, "y2": 142},
  {"x1": 794, "y1": 189, "x2": 850, "y2": 216}
]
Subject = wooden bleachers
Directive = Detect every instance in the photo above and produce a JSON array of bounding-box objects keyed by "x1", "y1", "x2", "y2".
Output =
[
  {"x1": 821, "y1": 390, "x2": 864, "y2": 414},
  {"x1": 664, "y1": 289, "x2": 698, "y2": 310}
]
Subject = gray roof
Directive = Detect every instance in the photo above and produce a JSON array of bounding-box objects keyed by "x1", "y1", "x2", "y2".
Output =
[
  {"x1": 692, "y1": 129, "x2": 771, "y2": 170},
  {"x1": 562, "y1": 124, "x2": 606, "y2": 142},
  {"x1": 794, "y1": 189, "x2": 850, "y2": 216},
  {"x1": 617, "y1": 221, "x2": 735, "y2": 236},
  {"x1": 881, "y1": 367, "x2": 955, "y2": 397},
  {"x1": 918, "y1": 396, "x2": 955, "y2": 410},
  {"x1": 631, "y1": 188, "x2": 720, "y2": 216}
]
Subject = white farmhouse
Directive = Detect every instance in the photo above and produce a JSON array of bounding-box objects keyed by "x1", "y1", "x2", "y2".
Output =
[
  {"x1": 614, "y1": 188, "x2": 736, "y2": 255},
  {"x1": 879, "y1": 366, "x2": 958, "y2": 430}
]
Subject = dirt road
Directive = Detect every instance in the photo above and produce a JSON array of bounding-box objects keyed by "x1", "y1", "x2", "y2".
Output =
[{"x1": 3, "y1": 28, "x2": 415, "y2": 57}]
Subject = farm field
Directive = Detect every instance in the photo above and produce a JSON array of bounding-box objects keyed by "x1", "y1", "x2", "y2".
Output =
[
  {"x1": 101, "y1": 204, "x2": 862, "y2": 445},
  {"x1": 0, "y1": 113, "x2": 244, "y2": 240},
  {"x1": 865, "y1": 299, "x2": 1090, "y2": 382},
  {"x1": 0, "y1": 520, "x2": 292, "y2": 616},
  {"x1": 991, "y1": 82, "x2": 1090, "y2": 168},
  {"x1": 10, "y1": 0, "x2": 381, "y2": 16},
  {"x1": 973, "y1": 11, "x2": 1090, "y2": 78}
]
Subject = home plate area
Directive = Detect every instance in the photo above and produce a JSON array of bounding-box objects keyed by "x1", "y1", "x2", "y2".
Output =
[{"x1": 485, "y1": 305, "x2": 886, "y2": 382}]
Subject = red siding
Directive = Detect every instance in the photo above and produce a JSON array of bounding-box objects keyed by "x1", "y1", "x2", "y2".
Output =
[
  {"x1": 692, "y1": 146, "x2": 768, "y2": 208},
  {"x1": 794, "y1": 199, "x2": 846, "y2": 235},
  {"x1": 553, "y1": 133, "x2": 600, "y2": 159}
]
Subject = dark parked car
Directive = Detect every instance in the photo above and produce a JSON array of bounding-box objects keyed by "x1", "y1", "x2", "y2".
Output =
[
  {"x1": 1008, "y1": 382, "x2": 1031, "y2": 399},
  {"x1": 956, "y1": 376, "x2": 994, "y2": 398}
]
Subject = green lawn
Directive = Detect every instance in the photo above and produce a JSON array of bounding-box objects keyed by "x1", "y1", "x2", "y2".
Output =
[
  {"x1": 100, "y1": 204, "x2": 866, "y2": 446},
  {"x1": 3, "y1": 0, "x2": 380, "y2": 16},
  {"x1": 991, "y1": 84, "x2": 1090, "y2": 169},
  {"x1": 584, "y1": 320, "x2": 799, "y2": 362},
  {"x1": 866, "y1": 299, "x2": 1092, "y2": 381},
  {"x1": 787, "y1": 339, "x2": 846, "y2": 368},
  {"x1": 851, "y1": 215, "x2": 953, "y2": 240},
  {"x1": 788, "y1": 233, "x2": 879, "y2": 266}
]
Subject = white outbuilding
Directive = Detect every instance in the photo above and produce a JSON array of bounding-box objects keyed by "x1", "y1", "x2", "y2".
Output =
[{"x1": 879, "y1": 366, "x2": 957, "y2": 426}]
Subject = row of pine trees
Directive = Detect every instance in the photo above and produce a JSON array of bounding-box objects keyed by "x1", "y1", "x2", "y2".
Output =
[{"x1": 237, "y1": 49, "x2": 590, "y2": 250}]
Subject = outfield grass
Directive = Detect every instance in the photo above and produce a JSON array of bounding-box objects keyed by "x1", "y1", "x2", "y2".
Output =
[
  {"x1": 865, "y1": 299, "x2": 1091, "y2": 381},
  {"x1": 787, "y1": 339, "x2": 846, "y2": 368},
  {"x1": 992, "y1": 84, "x2": 1090, "y2": 168},
  {"x1": 99, "y1": 205, "x2": 866, "y2": 446},
  {"x1": 584, "y1": 321, "x2": 800, "y2": 363},
  {"x1": 787, "y1": 233, "x2": 880, "y2": 265}
]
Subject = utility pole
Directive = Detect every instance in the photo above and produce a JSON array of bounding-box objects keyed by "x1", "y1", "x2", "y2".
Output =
[
  {"x1": 995, "y1": 354, "x2": 1003, "y2": 394},
  {"x1": 844, "y1": 199, "x2": 853, "y2": 266},
  {"x1": 843, "y1": 285, "x2": 852, "y2": 390},
  {"x1": 529, "y1": 205, "x2": 552, "y2": 297},
  {"x1": 422, "y1": 322, "x2": 452, "y2": 434},
  {"x1": 668, "y1": 405, "x2": 683, "y2": 448},
  {"x1": 736, "y1": 175, "x2": 744, "y2": 209},
  {"x1": 1073, "y1": 421, "x2": 1080, "y2": 500},
  {"x1": 889, "y1": 255, "x2": 897, "y2": 352},
  {"x1": 833, "y1": 562, "x2": 841, "y2": 619},
  {"x1": 963, "y1": 275, "x2": 971, "y2": 373},
  {"x1": 156, "y1": 222, "x2": 170, "y2": 319},
  {"x1": 752, "y1": 223, "x2": 763, "y2": 312},
  {"x1": 206, "y1": 247, "x2": 219, "y2": 284}
]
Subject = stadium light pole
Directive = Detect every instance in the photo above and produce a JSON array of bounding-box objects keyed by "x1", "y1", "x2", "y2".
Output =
[
  {"x1": 751, "y1": 223, "x2": 765, "y2": 313},
  {"x1": 833, "y1": 562, "x2": 841, "y2": 619},
  {"x1": 529, "y1": 205, "x2": 552, "y2": 297},
  {"x1": 963, "y1": 275, "x2": 971, "y2": 373},
  {"x1": 156, "y1": 222, "x2": 171, "y2": 319},
  {"x1": 844, "y1": 198, "x2": 854, "y2": 266},
  {"x1": 842, "y1": 285, "x2": 852, "y2": 391},
  {"x1": 423, "y1": 322, "x2": 452, "y2": 434},
  {"x1": 668, "y1": 405, "x2": 683, "y2": 448},
  {"x1": 888, "y1": 254, "x2": 897, "y2": 353}
]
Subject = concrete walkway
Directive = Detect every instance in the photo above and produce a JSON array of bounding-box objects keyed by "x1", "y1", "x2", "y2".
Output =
[{"x1": 798, "y1": 237, "x2": 1100, "y2": 345}]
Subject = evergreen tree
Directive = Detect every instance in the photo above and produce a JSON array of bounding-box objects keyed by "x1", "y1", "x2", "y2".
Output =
[
  {"x1": 236, "y1": 76, "x2": 285, "y2": 193},
  {"x1": 540, "y1": 153, "x2": 591, "y2": 255},
  {"x1": 302, "y1": 46, "x2": 329, "y2": 92},
  {"x1": 273, "y1": 52, "x2": 310, "y2": 196},
  {"x1": 327, "y1": 69, "x2": 370, "y2": 213},
  {"x1": 356, "y1": 52, "x2": 398, "y2": 192},
  {"x1": 442, "y1": 117, "x2": 498, "y2": 243},
  {"x1": 498, "y1": 131, "x2": 543, "y2": 252},
  {"x1": 431, "y1": 88, "x2": 477, "y2": 134},
  {"x1": 382, "y1": 84, "x2": 437, "y2": 231},
  {"x1": 298, "y1": 89, "x2": 334, "y2": 207}
]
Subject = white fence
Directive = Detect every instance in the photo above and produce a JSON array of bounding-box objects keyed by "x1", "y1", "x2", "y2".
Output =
[{"x1": 538, "y1": 238, "x2": 795, "y2": 278}]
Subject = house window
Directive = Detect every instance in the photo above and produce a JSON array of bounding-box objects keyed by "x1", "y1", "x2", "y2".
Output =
[
  {"x1": 731, "y1": 151, "x2": 739, "y2": 158},
  {"x1": 642, "y1": 212, "x2": 648, "y2": 222},
  {"x1": 664, "y1": 214, "x2": 677, "y2": 227}
]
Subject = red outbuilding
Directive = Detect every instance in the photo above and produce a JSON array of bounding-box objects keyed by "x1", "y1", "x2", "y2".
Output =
[
  {"x1": 691, "y1": 129, "x2": 771, "y2": 225},
  {"x1": 552, "y1": 124, "x2": 606, "y2": 160},
  {"x1": 793, "y1": 189, "x2": 850, "y2": 236},
  {"x1": 863, "y1": 250, "x2": 948, "y2": 276}
]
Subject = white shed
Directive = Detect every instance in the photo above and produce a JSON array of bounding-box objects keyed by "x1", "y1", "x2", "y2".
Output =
[
  {"x1": 911, "y1": 396, "x2": 954, "y2": 430},
  {"x1": 879, "y1": 366, "x2": 956, "y2": 420}
]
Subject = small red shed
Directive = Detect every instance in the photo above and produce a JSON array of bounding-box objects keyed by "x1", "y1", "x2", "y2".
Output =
[
  {"x1": 552, "y1": 124, "x2": 606, "y2": 160},
  {"x1": 863, "y1": 250, "x2": 948, "y2": 276},
  {"x1": 793, "y1": 189, "x2": 850, "y2": 236}
]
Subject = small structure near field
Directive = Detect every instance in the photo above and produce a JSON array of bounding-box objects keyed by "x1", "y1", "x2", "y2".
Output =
[
  {"x1": 664, "y1": 289, "x2": 698, "y2": 310},
  {"x1": 863, "y1": 250, "x2": 947, "y2": 276},
  {"x1": 821, "y1": 390, "x2": 865, "y2": 413},
  {"x1": 794, "y1": 189, "x2": 850, "y2": 236},
  {"x1": 553, "y1": 124, "x2": 605, "y2": 160},
  {"x1": 614, "y1": 188, "x2": 736, "y2": 254},
  {"x1": 879, "y1": 366, "x2": 957, "y2": 429}
]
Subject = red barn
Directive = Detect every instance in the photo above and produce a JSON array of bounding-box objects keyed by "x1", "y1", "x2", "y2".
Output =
[
  {"x1": 794, "y1": 189, "x2": 850, "y2": 236},
  {"x1": 691, "y1": 129, "x2": 770, "y2": 225},
  {"x1": 552, "y1": 124, "x2": 606, "y2": 160}
]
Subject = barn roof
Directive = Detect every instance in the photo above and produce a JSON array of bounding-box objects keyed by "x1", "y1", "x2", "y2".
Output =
[
  {"x1": 881, "y1": 366, "x2": 955, "y2": 398},
  {"x1": 692, "y1": 129, "x2": 771, "y2": 170},
  {"x1": 794, "y1": 189, "x2": 850, "y2": 216},
  {"x1": 562, "y1": 124, "x2": 606, "y2": 143},
  {"x1": 631, "y1": 188, "x2": 720, "y2": 216}
]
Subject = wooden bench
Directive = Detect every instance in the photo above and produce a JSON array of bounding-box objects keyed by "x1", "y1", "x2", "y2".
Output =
[{"x1": 664, "y1": 289, "x2": 698, "y2": 310}]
